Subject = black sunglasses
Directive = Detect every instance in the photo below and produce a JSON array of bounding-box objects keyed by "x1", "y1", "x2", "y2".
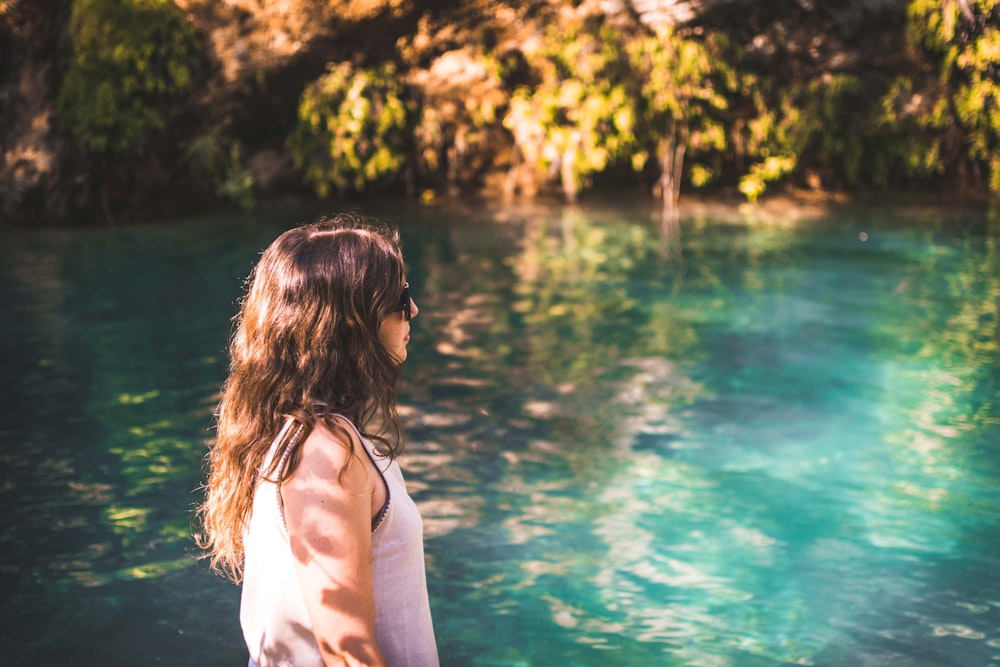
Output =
[{"x1": 397, "y1": 282, "x2": 411, "y2": 320}]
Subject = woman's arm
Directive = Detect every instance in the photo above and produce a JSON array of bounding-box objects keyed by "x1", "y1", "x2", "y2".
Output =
[{"x1": 282, "y1": 421, "x2": 387, "y2": 667}]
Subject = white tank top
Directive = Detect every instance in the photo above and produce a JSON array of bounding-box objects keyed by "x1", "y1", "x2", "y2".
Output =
[{"x1": 240, "y1": 417, "x2": 439, "y2": 667}]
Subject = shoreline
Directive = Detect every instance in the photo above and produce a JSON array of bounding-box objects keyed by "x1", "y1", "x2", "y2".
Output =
[{"x1": 5, "y1": 185, "x2": 995, "y2": 230}]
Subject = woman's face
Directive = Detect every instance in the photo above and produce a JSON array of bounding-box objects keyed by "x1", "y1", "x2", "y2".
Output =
[{"x1": 379, "y1": 287, "x2": 418, "y2": 364}]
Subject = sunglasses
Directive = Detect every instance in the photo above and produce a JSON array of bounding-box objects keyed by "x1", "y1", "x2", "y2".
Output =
[{"x1": 397, "y1": 282, "x2": 411, "y2": 320}]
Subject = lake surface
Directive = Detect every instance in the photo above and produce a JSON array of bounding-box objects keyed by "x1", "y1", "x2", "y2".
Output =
[{"x1": 1, "y1": 198, "x2": 998, "y2": 666}]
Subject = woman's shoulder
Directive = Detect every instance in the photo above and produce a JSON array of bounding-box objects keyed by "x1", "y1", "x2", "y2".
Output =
[
  {"x1": 313, "y1": 413, "x2": 366, "y2": 446},
  {"x1": 301, "y1": 414, "x2": 354, "y2": 452},
  {"x1": 295, "y1": 415, "x2": 373, "y2": 476}
]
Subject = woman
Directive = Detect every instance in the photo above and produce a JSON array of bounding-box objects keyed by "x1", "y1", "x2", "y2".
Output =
[{"x1": 197, "y1": 213, "x2": 439, "y2": 667}]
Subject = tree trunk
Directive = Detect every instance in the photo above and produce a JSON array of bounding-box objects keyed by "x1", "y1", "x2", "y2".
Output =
[
  {"x1": 560, "y1": 130, "x2": 581, "y2": 204},
  {"x1": 659, "y1": 121, "x2": 688, "y2": 210},
  {"x1": 670, "y1": 124, "x2": 688, "y2": 208},
  {"x1": 658, "y1": 133, "x2": 674, "y2": 208}
]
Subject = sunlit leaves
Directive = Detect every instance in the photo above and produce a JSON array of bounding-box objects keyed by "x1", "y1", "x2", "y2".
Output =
[
  {"x1": 289, "y1": 61, "x2": 411, "y2": 196},
  {"x1": 735, "y1": 70, "x2": 869, "y2": 198},
  {"x1": 689, "y1": 164, "x2": 714, "y2": 188},
  {"x1": 738, "y1": 155, "x2": 797, "y2": 203},
  {"x1": 626, "y1": 29, "x2": 729, "y2": 121},
  {"x1": 892, "y1": 0, "x2": 1000, "y2": 192},
  {"x1": 624, "y1": 27, "x2": 731, "y2": 198},
  {"x1": 260, "y1": 1, "x2": 1000, "y2": 203},
  {"x1": 407, "y1": 48, "x2": 511, "y2": 192},
  {"x1": 503, "y1": 19, "x2": 637, "y2": 201}
]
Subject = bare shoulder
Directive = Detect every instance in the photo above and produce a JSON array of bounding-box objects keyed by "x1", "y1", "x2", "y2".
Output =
[{"x1": 287, "y1": 417, "x2": 367, "y2": 492}]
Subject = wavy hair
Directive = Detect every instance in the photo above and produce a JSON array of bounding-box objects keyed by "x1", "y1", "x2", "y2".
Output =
[{"x1": 196, "y1": 212, "x2": 408, "y2": 582}]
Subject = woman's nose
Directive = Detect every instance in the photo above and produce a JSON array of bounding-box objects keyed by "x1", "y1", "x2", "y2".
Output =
[{"x1": 410, "y1": 298, "x2": 419, "y2": 319}]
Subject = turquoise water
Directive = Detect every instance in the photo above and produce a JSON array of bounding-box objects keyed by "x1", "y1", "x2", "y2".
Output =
[{"x1": 0, "y1": 200, "x2": 997, "y2": 666}]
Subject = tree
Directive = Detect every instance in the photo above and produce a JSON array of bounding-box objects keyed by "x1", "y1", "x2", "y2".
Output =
[
  {"x1": 626, "y1": 27, "x2": 731, "y2": 208},
  {"x1": 503, "y1": 15, "x2": 636, "y2": 202},
  {"x1": 56, "y1": 0, "x2": 199, "y2": 155},
  {"x1": 55, "y1": 0, "x2": 201, "y2": 221}
]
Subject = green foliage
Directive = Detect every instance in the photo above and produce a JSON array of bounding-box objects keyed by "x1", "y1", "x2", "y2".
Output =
[
  {"x1": 288, "y1": 61, "x2": 411, "y2": 197},
  {"x1": 55, "y1": 0, "x2": 201, "y2": 156},
  {"x1": 625, "y1": 28, "x2": 731, "y2": 188},
  {"x1": 44, "y1": 0, "x2": 1000, "y2": 212},
  {"x1": 735, "y1": 72, "x2": 867, "y2": 200},
  {"x1": 183, "y1": 127, "x2": 254, "y2": 210},
  {"x1": 739, "y1": 155, "x2": 797, "y2": 202},
  {"x1": 503, "y1": 19, "x2": 636, "y2": 199},
  {"x1": 891, "y1": 0, "x2": 1000, "y2": 192},
  {"x1": 810, "y1": 75, "x2": 866, "y2": 184},
  {"x1": 873, "y1": 76, "x2": 947, "y2": 184},
  {"x1": 735, "y1": 80, "x2": 808, "y2": 200},
  {"x1": 407, "y1": 48, "x2": 508, "y2": 191}
]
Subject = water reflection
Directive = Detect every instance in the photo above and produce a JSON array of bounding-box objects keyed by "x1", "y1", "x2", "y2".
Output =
[
  {"x1": 0, "y1": 203, "x2": 998, "y2": 666},
  {"x1": 0, "y1": 217, "x2": 283, "y2": 665},
  {"x1": 395, "y1": 203, "x2": 1000, "y2": 666}
]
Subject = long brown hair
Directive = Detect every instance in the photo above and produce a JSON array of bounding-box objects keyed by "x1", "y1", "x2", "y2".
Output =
[{"x1": 196, "y1": 212, "x2": 408, "y2": 582}]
